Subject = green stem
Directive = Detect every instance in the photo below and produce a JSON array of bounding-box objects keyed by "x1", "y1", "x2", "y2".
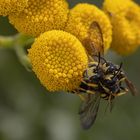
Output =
[
  {"x1": 0, "y1": 34, "x2": 34, "y2": 48},
  {"x1": 0, "y1": 33, "x2": 34, "y2": 71},
  {"x1": 0, "y1": 36, "x2": 15, "y2": 48},
  {"x1": 15, "y1": 34, "x2": 34, "y2": 47},
  {"x1": 14, "y1": 45, "x2": 32, "y2": 71}
]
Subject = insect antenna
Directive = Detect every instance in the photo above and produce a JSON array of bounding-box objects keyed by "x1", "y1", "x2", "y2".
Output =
[{"x1": 93, "y1": 54, "x2": 107, "y2": 64}]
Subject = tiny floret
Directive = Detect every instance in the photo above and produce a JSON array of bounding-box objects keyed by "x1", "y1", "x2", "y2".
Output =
[
  {"x1": 103, "y1": 0, "x2": 140, "y2": 55},
  {"x1": 103, "y1": 0, "x2": 130, "y2": 15},
  {"x1": 65, "y1": 3, "x2": 112, "y2": 53},
  {"x1": 9, "y1": 0, "x2": 69, "y2": 37},
  {"x1": 28, "y1": 30, "x2": 88, "y2": 92},
  {"x1": 0, "y1": 0, "x2": 28, "y2": 16}
]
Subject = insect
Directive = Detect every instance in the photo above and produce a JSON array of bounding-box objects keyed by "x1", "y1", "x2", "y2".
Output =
[{"x1": 72, "y1": 21, "x2": 137, "y2": 129}]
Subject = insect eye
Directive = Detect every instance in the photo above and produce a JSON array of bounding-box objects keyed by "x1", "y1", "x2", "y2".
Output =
[{"x1": 107, "y1": 65, "x2": 117, "y2": 73}]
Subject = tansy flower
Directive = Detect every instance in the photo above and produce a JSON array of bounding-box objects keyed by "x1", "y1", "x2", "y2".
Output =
[
  {"x1": 28, "y1": 30, "x2": 88, "y2": 92},
  {"x1": 103, "y1": 0, "x2": 131, "y2": 15},
  {"x1": 9, "y1": 0, "x2": 69, "y2": 37},
  {"x1": 103, "y1": 0, "x2": 140, "y2": 55},
  {"x1": 65, "y1": 3, "x2": 112, "y2": 54},
  {"x1": 0, "y1": 0, "x2": 28, "y2": 16}
]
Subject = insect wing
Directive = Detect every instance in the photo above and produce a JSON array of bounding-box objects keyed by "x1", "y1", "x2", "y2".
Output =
[
  {"x1": 125, "y1": 78, "x2": 137, "y2": 96},
  {"x1": 89, "y1": 21, "x2": 104, "y2": 54},
  {"x1": 109, "y1": 99, "x2": 115, "y2": 112},
  {"x1": 79, "y1": 93, "x2": 101, "y2": 129},
  {"x1": 84, "y1": 21, "x2": 104, "y2": 57},
  {"x1": 104, "y1": 98, "x2": 115, "y2": 113}
]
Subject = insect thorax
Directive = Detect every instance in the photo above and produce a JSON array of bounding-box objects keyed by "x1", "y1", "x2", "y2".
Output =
[{"x1": 76, "y1": 60, "x2": 128, "y2": 100}]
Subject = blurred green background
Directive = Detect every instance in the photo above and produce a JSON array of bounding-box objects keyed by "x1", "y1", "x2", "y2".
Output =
[{"x1": 0, "y1": 0, "x2": 140, "y2": 140}]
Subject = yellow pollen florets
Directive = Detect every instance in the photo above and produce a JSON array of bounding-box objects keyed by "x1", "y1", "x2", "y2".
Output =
[
  {"x1": 9, "y1": 0, "x2": 69, "y2": 37},
  {"x1": 103, "y1": 0, "x2": 140, "y2": 55},
  {"x1": 0, "y1": 0, "x2": 28, "y2": 16},
  {"x1": 28, "y1": 30, "x2": 88, "y2": 92},
  {"x1": 103, "y1": 0, "x2": 131, "y2": 15},
  {"x1": 65, "y1": 3, "x2": 112, "y2": 53}
]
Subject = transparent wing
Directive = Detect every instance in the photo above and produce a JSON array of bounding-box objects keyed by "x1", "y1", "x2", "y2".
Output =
[
  {"x1": 125, "y1": 78, "x2": 137, "y2": 96},
  {"x1": 109, "y1": 99, "x2": 115, "y2": 112},
  {"x1": 79, "y1": 93, "x2": 101, "y2": 129},
  {"x1": 104, "y1": 98, "x2": 115, "y2": 114},
  {"x1": 84, "y1": 21, "x2": 104, "y2": 57}
]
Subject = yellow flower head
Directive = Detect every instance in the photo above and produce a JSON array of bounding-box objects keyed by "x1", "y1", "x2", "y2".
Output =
[
  {"x1": 0, "y1": 0, "x2": 28, "y2": 16},
  {"x1": 103, "y1": 0, "x2": 131, "y2": 15},
  {"x1": 65, "y1": 3, "x2": 112, "y2": 53},
  {"x1": 103, "y1": 0, "x2": 140, "y2": 55},
  {"x1": 9, "y1": 0, "x2": 69, "y2": 37},
  {"x1": 28, "y1": 30, "x2": 88, "y2": 92}
]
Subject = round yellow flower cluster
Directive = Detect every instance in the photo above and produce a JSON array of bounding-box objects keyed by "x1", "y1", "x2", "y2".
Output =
[
  {"x1": 26, "y1": 2, "x2": 113, "y2": 92},
  {"x1": 103, "y1": 0, "x2": 131, "y2": 15},
  {"x1": 28, "y1": 30, "x2": 88, "y2": 91},
  {"x1": 65, "y1": 3, "x2": 112, "y2": 53},
  {"x1": 9, "y1": 0, "x2": 69, "y2": 37},
  {"x1": 1, "y1": 0, "x2": 140, "y2": 92},
  {"x1": 0, "y1": 0, "x2": 28, "y2": 16},
  {"x1": 103, "y1": 0, "x2": 140, "y2": 55}
]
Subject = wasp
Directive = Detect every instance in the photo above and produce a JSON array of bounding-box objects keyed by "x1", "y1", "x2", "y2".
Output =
[{"x1": 72, "y1": 21, "x2": 137, "y2": 129}]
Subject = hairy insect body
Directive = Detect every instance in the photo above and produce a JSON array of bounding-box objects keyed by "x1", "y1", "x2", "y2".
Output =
[
  {"x1": 74, "y1": 58, "x2": 131, "y2": 129},
  {"x1": 77, "y1": 60, "x2": 127, "y2": 100},
  {"x1": 74, "y1": 21, "x2": 137, "y2": 129}
]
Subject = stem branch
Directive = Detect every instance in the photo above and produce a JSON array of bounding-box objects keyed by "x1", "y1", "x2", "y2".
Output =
[{"x1": 0, "y1": 33, "x2": 34, "y2": 71}]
